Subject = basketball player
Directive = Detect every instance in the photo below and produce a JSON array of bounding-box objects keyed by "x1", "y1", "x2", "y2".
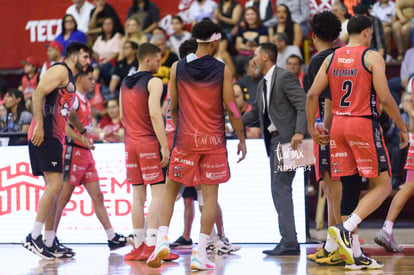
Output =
[
  {"x1": 146, "y1": 20, "x2": 246, "y2": 271},
  {"x1": 307, "y1": 15, "x2": 409, "y2": 270},
  {"x1": 23, "y1": 42, "x2": 92, "y2": 259},
  {"x1": 43, "y1": 65, "x2": 128, "y2": 258},
  {"x1": 307, "y1": 11, "x2": 345, "y2": 265},
  {"x1": 120, "y1": 43, "x2": 178, "y2": 262}
]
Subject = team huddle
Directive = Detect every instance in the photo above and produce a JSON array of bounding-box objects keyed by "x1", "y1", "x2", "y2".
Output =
[{"x1": 21, "y1": 13, "x2": 410, "y2": 272}]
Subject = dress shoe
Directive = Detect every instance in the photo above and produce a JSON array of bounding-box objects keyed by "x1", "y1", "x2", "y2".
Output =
[{"x1": 263, "y1": 243, "x2": 300, "y2": 256}]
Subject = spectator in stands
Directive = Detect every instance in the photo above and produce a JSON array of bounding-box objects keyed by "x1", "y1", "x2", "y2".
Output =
[
  {"x1": 66, "y1": 0, "x2": 95, "y2": 33},
  {"x1": 272, "y1": 32, "x2": 302, "y2": 69},
  {"x1": 169, "y1": 15, "x2": 192, "y2": 56},
  {"x1": 94, "y1": 98, "x2": 124, "y2": 143},
  {"x1": 118, "y1": 17, "x2": 147, "y2": 61},
  {"x1": 370, "y1": 0, "x2": 397, "y2": 62},
  {"x1": 354, "y1": 3, "x2": 386, "y2": 58},
  {"x1": 92, "y1": 17, "x2": 122, "y2": 86},
  {"x1": 188, "y1": 0, "x2": 218, "y2": 24},
  {"x1": 109, "y1": 41, "x2": 139, "y2": 98},
  {"x1": 39, "y1": 42, "x2": 64, "y2": 79},
  {"x1": 214, "y1": 0, "x2": 243, "y2": 41},
  {"x1": 152, "y1": 26, "x2": 168, "y2": 37},
  {"x1": 392, "y1": 0, "x2": 414, "y2": 61},
  {"x1": 285, "y1": 54, "x2": 305, "y2": 89},
  {"x1": 18, "y1": 56, "x2": 39, "y2": 113},
  {"x1": 232, "y1": 82, "x2": 261, "y2": 138},
  {"x1": 150, "y1": 34, "x2": 178, "y2": 101},
  {"x1": 244, "y1": 0, "x2": 273, "y2": 25},
  {"x1": 332, "y1": 1, "x2": 350, "y2": 44},
  {"x1": 276, "y1": 0, "x2": 310, "y2": 38},
  {"x1": 401, "y1": 46, "x2": 414, "y2": 89},
  {"x1": 127, "y1": 0, "x2": 160, "y2": 35},
  {"x1": 3, "y1": 89, "x2": 33, "y2": 145},
  {"x1": 55, "y1": 14, "x2": 88, "y2": 55},
  {"x1": 0, "y1": 103, "x2": 6, "y2": 131},
  {"x1": 235, "y1": 7, "x2": 268, "y2": 76},
  {"x1": 268, "y1": 4, "x2": 303, "y2": 48},
  {"x1": 238, "y1": 57, "x2": 261, "y2": 105},
  {"x1": 88, "y1": 0, "x2": 123, "y2": 39}
]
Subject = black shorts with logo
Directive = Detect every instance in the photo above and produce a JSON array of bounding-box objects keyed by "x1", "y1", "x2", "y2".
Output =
[{"x1": 29, "y1": 137, "x2": 63, "y2": 176}]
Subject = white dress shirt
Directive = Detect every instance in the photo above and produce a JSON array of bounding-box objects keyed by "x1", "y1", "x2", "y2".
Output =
[{"x1": 263, "y1": 65, "x2": 277, "y2": 133}]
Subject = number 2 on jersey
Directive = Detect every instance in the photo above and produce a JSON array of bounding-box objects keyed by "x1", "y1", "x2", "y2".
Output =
[{"x1": 340, "y1": 80, "x2": 352, "y2": 107}]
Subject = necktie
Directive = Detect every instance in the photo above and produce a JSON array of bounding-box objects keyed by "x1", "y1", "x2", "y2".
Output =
[{"x1": 263, "y1": 79, "x2": 271, "y2": 129}]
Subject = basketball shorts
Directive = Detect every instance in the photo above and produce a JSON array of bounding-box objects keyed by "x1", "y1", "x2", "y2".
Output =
[
  {"x1": 63, "y1": 145, "x2": 99, "y2": 186},
  {"x1": 313, "y1": 141, "x2": 331, "y2": 181},
  {"x1": 330, "y1": 116, "x2": 390, "y2": 178},
  {"x1": 29, "y1": 137, "x2": 63, "y2": 176},
  {"x1": 125, "y1": 140, "x2": 164, "y2": 185},
  {"x1": 168, "y1": 147, "x2": 229, "y2": 186}
]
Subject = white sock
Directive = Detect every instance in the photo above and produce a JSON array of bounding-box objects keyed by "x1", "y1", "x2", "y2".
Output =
[
  {"x1": 352, "y1": 234, "x2": 362, "y2": 258},
  {"x1": 31, "y1": 222, "x2": 43, "y2": 239},
  {"x1": 197, "y1": 233, "x2": 209, "y2": 258},
  {"x1": 157, "y1": 226, "x2": 169, "y2": 244},
  {"x1": 343, "y1": 213, "x2": 362, "y2": 232},
  {"x1": 133, "y1": 229, "x2": 145, "y2": 248},
  {"x1": 106, "y1": 228, "x2": 116, "y2": 241},
  {"x1": 44, "y1": 230, "x2": 55, "y2": 247},
  {"x1": 383, "y1": 220, "x2": 394, "y2": 235},
  {"x1": 324, "y1": 233, "x2": 338, "y2": 252},
  {"x1": 146, "y1": 228, "x2": 158, "y2": 247}
]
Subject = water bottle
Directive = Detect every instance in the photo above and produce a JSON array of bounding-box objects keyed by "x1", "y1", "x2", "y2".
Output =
[
  {"x1": 7, "y1": 113, "x2": 14, "y2": 131},
  {"x1": 314, "y1": 118, "x2": 327, "y2": 149}
]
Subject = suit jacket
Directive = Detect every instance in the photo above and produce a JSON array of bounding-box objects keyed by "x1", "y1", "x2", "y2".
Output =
[{"x1": 243, "y1": 66, "x2": 307, "y2": 155}]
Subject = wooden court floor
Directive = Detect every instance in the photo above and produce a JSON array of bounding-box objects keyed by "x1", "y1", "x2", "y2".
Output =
[{"x1": 2, "y1": 228, "x2": 414, "y2": 275}]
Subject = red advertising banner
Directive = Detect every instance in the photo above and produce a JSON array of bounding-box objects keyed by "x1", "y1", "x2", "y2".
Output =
[{"x1": 0, "y1": 0, "x2": 178, "y2": 70}]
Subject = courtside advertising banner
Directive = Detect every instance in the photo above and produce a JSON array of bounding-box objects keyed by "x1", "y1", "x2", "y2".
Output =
[{"x1": 0, "y1": 140, "x2": 306, "y2": 243}]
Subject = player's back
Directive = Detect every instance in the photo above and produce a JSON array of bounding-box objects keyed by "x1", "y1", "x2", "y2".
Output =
[
  {"x1": 327, "y1": 46, "x2": 380, "y2": 118},
  {"x1": 121, "y1": 71, "x2": 156, "y2": 144},
  {"x1": 175, "y1": 54, "x2": 225, "y2": 153}
]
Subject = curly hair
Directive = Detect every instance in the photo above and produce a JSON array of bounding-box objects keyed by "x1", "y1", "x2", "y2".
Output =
[{"x1": 311, "y1": 11, "x2": 342, "y2": 43}]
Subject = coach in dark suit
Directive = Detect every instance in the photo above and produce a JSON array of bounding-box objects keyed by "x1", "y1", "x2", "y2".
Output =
[{"x1": 243, "y1": 43, "x2": 307, "y2": 255}]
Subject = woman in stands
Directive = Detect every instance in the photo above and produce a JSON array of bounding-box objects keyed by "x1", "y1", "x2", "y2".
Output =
[
  {"x1": 268, "y1": 4, "x2": 303, "y2": 48},
  {"x1": 3, "y1": 89, "x2": 32, "y2": 145},
  {"x1": 234, "y1": 7, "x2": 268, "y2": 76},
  {"x1": 92, "y1": 17, "x2": 122, "y2": 86},
  {"x1": 118, "y1": 17, "x2": 147, "y2": 60},
  {"x1": 55, "y1": 14, "x2": 88, "y2": 55}
]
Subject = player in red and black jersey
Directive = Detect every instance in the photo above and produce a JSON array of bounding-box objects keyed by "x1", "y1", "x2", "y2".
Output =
[
  {"x1": 23, "y1": 42, "x2": 92, "y2": 260},
  {"x1": 148, "y1": 20, "x2": 246, "y2": 271},
  {"x1": 42, "y1": 66, "x2": 128, "y2": 257},
  {"x1": 120, "y1": 43, "x2": 178, "y2": 262}
]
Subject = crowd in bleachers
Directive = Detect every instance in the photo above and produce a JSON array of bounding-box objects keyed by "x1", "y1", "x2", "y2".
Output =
[{"x1": 0, "y1": 0, "x2": 413, "y2": 186}]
